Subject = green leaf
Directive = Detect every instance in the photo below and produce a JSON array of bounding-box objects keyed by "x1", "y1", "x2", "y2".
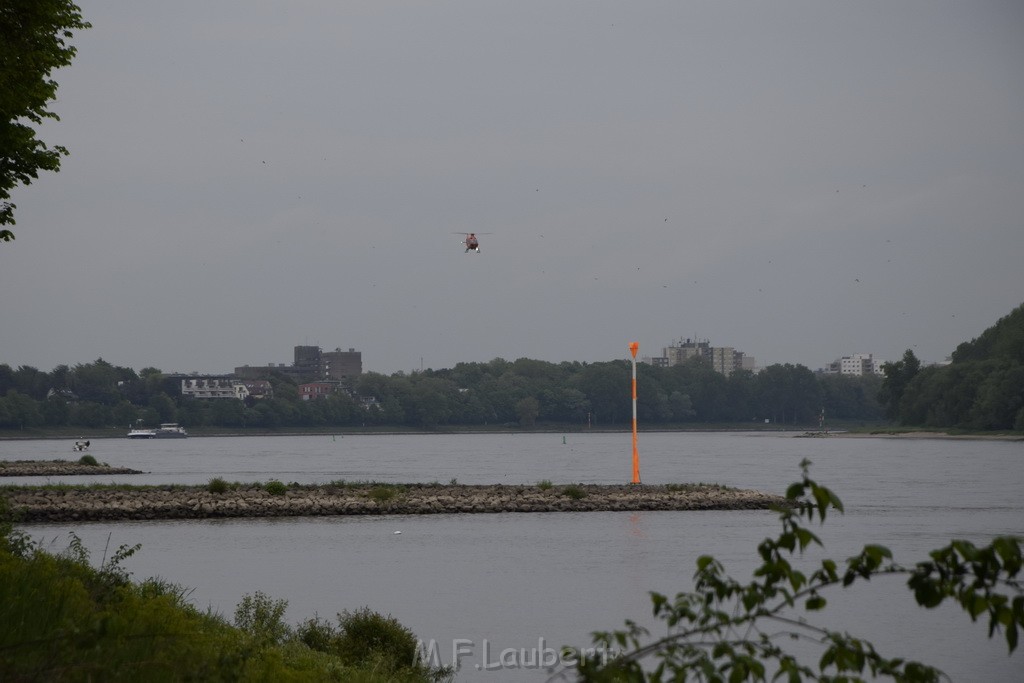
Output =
[
  {"x1": 805, "y1": 595, "x2": 827, "y2": 611},
  {"x1": 795, "y1": 527, "x2": 820, "y2": 551},
  {"x1": 826, "y1": 487, "x2": 844, "y2": 514},
  {"x1": 911, "y1": 580, "x2": 945, "y2": 609},
  {"x1": 696, "y1": 555, "x2": 716, "y2": 572}
]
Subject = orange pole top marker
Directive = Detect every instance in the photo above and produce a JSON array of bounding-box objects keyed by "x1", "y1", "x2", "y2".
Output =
[{"x1": 629, "y1": 341, "x2": 639, "y2": 358}]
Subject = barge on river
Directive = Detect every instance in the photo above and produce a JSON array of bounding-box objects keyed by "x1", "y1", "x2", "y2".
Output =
[{"x1": 127, "y1": 423, "x2": 188, "y2": 439}]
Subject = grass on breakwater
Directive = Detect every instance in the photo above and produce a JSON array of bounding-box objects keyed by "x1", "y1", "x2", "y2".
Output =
[{"x1": 2, "y1": 479, "x2": 784, "y2": 523}]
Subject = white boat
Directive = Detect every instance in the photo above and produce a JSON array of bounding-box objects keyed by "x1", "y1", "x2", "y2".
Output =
[{"x1": 127, "y1": 423, "x2": 188, "y2": 439}]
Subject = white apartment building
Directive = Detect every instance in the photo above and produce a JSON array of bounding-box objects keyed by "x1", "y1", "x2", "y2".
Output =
[
  {"x1": 826, "y1": 353, "x2": 884, "y2": 376},
  {"x1": 180, "y1": 377, "x2": 273, "y2": 400}
]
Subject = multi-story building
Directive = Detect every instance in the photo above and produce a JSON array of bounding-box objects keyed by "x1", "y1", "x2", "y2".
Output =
[
  {"x1": 645, "y1": 338, "x2": 755, "y2": 377},
  {"x1": 180, "y1": 376, "x2": 237, "y2": 399},
  {"x1": 709, "y1": 347, "x2": 745, "y2": 376},
  {"x1": 321, "y1": 348, "x2": 362, "y2": 382},
  {"x1": 235, "y1": 345, "x2": 362, "y2": 383},
  {"x1": 825, "y1": 353, "x2": 884, "y2": 376},
  {"x1": 663, "y1": 338, "x2": 711, "y2": 366},
  {"x1": 180, "y1": 376, "x2": 273, "y2": 400},
  {"x1": 298, "y1": 380, "x2": 345, "y2": 401}
]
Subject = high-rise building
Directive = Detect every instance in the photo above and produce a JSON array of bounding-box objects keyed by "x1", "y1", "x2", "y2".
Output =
[{"x1": 646, "y1": 337, "x2": 755, "y2": 376}]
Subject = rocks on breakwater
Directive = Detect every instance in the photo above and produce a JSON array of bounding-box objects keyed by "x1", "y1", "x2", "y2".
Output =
[
  {"x1": 0, "y1": 459, "x2": 144, "y2": 477},
  {"x1": 2, "y1": 483, "x2": 786, "y2": 523}
]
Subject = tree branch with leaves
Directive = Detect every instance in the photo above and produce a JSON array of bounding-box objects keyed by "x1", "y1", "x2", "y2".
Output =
[
  {"x1": 552, "y1": 459, "x2": 1021, "y2": 682},
  {"x1": 0, "y1": 0, "x2": 90, "y2": 241}
]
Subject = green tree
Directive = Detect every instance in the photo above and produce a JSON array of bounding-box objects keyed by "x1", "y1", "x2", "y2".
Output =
[
  {"x1": 515, "y1": 395, "x2": 540, "y2": 427},
  {"x1": 110, "y1": 400, "x2": 137, "y2": 428},
  {"x1": 208, "y1": 396, "x2": 247, "y2": 427},
  {"x1": 40, "y1": 395, "x2": 69, "y2": 426},
  {"x1": 672, "y1": 358, "x2": 730, "y2": 422},
  {"x1": 0, "y1": 364, "x2": 14, "y2": 394},
  {"x1": 0, "y1": 390, "x2": 42, "y2": 429},
  {"x1": 574, "y1": 362, "x2": 630, "y2": 425},
  {"x1": 724, "y1": 368, "x2": 757, "y2": 422},
  {"x1": 405, "y1": 376, "x2": 456, "y2": 429},
  {"x1": 951, "y1": 302, "x2": 1024, "y2": 364},
  {"x1": 0, "y1": 1, "x2": 90, "y2": 240},
  {"x1": 755, "y1": 364, "x2": 820, "y2": 425},
  {"x1": 69, "y1": 400, "x2": 109, "y2": 428},
  {"x1": 667, "y1": 390, "x2": 696, "y2": 422},
  {"x1": 12, "y1": 365, "x2": 49, "y2": 400},
  {"x1": 969, "y1": 362, "x2": 1024, "y2": 430},
  {"x1": 878, "y1": 349, "x2": 921, "y2": 422},
  {"x1": 175, "y1": 397, "x2": 206, "y2": 427},
  {"x1": 569, "y1": 461, "x2": 1023, "y2": 682},
  {"x1": 67, "y1": 359, "x2": 132, "y2": 405},
  {"x1": 147, "y1": 392, "x2": 176, "y2": 423}
]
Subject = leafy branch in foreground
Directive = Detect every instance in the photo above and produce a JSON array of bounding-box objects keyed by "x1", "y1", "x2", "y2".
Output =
[{"x1": 553, "y1": 459, "x2": 1022, "y2": 682}]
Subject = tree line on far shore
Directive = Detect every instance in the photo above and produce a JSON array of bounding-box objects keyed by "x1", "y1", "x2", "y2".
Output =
[
  {"x1": 0, "y1": 357, "x2": 880, "y2": 432},
  {"x1": 1, "y1": 302, "x2": 1021, "y2": 433}
]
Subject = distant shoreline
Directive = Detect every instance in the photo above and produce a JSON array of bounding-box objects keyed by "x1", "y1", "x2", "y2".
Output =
[
  {"x1": 826, "y1": 431, "x2": 1023, "y2": 441},
  {"x1": 1, "y1": 427, "x2": 1020, "y2": 442}
]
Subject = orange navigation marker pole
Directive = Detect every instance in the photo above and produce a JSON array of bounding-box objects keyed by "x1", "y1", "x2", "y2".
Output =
[{"x1": 629, "y1": 341, "x2": 640, "y2": 484}]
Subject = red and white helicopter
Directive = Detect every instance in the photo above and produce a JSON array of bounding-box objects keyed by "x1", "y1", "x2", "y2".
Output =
[{"x1": 453, "y1": 232, "x2": 492, "y2": 253}]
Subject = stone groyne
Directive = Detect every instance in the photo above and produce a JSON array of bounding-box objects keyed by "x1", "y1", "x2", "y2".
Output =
[
  {"x1": 0, "y1": 459, "x2": 144, "y2": 477},
  {"x1": 2, "y1": 483, "x2": 786, "y2": 523}
]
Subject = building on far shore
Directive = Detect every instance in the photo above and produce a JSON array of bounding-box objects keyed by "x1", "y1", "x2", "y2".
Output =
[
  {"x1": 235, "y1": 345, "x2": 362, "y2": 384},
  {"x1": 823, "y1": 353, "x2": 884, "y2": 376},
  {"x1": 642, "y1": 337, "x2": 756, "y2": 376},
  {"x1": 179, "y1": 376, "x2": 273, "y2": 400}
]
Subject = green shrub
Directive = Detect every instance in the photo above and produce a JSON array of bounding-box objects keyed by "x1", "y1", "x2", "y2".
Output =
[
  {"x1": 264, "y1": 480, "x2": 287, "y2": 496},
  {"x1": 537, "y1": 479, "x2": 553, "y2": 490},
  {"x1": 0, "y1": 513, "x2": 451, "y2": 682},
  {"x1": 77, "y1": 454, "x2": 98, "y2": 466},
  {"x1": 234, "y1": 591, "x2": 290, "y2": 645},
  {"x1": 295, "y1": 615, "x2": 338, "y2": 653},
  {"x1": 207, "y1": 477, "x2": 229, "y2": 494},
  {"x1": 563, "y1": 485, "x2": 587, "y2": 500},
  {"x1": 335, "y1": 607, "x2": 422, "y2": 670},
  {"x1": 369, "y1": 485, "x2": 395, "y2": 503}
]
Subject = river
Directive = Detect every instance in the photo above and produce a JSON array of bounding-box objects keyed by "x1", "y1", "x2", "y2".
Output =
[{"x1": 3, "y1": 432, "x2": 1021, "y2": 681}]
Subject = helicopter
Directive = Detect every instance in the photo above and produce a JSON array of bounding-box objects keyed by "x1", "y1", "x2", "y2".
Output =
[{"x1": 453, "y1": 232, "x2": 492, "y2": 253}]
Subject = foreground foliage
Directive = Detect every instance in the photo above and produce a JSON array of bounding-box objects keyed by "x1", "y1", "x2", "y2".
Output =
[
  {"x1": 0, "y1": 0, "x2": 90, "y2": 240},
  {"x1": 0, "y1": 500, "x2": 450, "y2": 682},
  {"x1": 559, "y1": 460, "x2": 1022, "y2": 682}
]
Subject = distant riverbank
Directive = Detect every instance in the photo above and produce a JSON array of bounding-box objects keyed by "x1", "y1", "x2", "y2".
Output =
[
  {"x1": 830, "y1": 430, "x2": 1023, "y2": 441},
  {"x1": 2, "y1": 477, "x2": 784, "y2": 523},
  {"x1": 2, "y1": 424, "x2": 1020, "y2": 442}
]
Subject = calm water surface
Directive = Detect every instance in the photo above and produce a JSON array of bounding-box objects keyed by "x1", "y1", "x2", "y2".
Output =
[{"x1": 4, "y1": 432, "x2": 1022, "y2": 681}]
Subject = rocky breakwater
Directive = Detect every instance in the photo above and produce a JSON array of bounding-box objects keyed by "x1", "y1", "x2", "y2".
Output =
[
  {"x1": 0, "y1": 459, "x2": 144, "y2": 477},
  {"x1": 3, "y1": 482, "x2": 786, "y2": 523}
]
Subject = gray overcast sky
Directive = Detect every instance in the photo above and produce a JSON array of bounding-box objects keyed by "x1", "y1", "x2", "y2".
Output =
[{"x1": 2, "y1": 1, "x2": 1022, "y2": 376}]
